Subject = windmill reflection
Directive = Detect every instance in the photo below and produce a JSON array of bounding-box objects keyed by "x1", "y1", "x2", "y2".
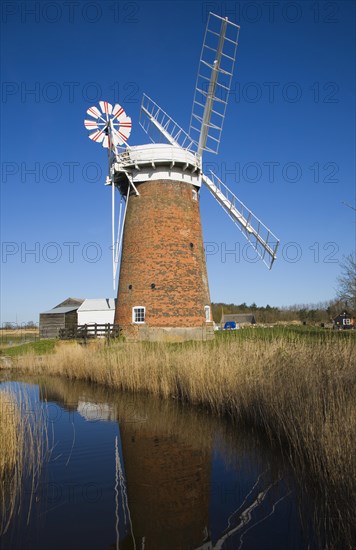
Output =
[
  {"x1": 39, "y1": 378, "x2": 211, "y2": 549},
  {"x1": 38, "y1": 378, "x2": 292, "y2": 550},
  {"x1": 117, "y1": 417, "x2": 211, "y2": 549}
]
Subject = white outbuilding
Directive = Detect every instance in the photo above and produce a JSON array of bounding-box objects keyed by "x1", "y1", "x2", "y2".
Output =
[{"x1": 77, "y1": 298, "x2": 115, "y2": 326}]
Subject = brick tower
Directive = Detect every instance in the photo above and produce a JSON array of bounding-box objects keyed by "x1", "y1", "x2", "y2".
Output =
[{"x1": 113, "y1": 144, "x2": 213, "y2": 341}]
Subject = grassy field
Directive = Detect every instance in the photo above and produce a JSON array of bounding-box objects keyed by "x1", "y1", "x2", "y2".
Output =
[
  {"x1": 1, "y1": 326, "x2": 355, "y2": 545},
  {"x1": 0, "y1": 339, "x2": 56, "y2": 357},
  {"x1": 0, "y1": 329, "x2": 39, "y2": 350},
  {"x1": 216, "y1": 323, "x2": 354, "y2": 341}
]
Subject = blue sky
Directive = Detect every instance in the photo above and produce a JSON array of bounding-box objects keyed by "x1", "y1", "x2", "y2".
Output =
[{"x1": 1, "y1": 0, "x2": 355, "y2": 324}]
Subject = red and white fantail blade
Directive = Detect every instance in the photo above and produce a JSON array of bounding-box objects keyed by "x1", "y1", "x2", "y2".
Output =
[
  {"x1": 113, "y1": 117, "x2": 132, "y2": 141},
  {"x1": 117, "y1": 115, "x2": 132, "y2": 129},
  {"x1": 102, "y1": 134, "x2": 110, "y2": 148},
  {"x1": 86, "y1": 105, "x2": 102, "y2": 119},
  {"x1": 111, "y1": 127, "x2": 125, "y2": 146},
  {"x1": 112, "y1": 104, "x2": 132, "y2": 140},
  {"x1": 99, "y1": 101, "x2": 113, "y2": 119},
  {"x1": 84, "y1": 119, "x2": 99, "y2": 130},
  {"x1": 112, "y1": 104, "x2": 125, "y2": 120},
  {"x1": 111, "y1": 123, "x2": 131, "y2": 144},
  {"x1": 113, "y1": 106, "x2": 132, "y2": 126},
  {"x1": 88, "y1": 128, "x2": 106, "y2": 143},
  {"x1": 119, "y1": 126, "x2": 131, "y2": 142}
]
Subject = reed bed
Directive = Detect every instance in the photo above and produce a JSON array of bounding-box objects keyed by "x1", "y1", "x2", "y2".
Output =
[
  {"x1": 0, "y1": 391, "x2": 19, "y2": 474},
  {"x1": 3, "y1": 330, "x2": 356, "y2": 545},
  {"x1": 0, "y1": 386, "x2": 48, "y2": 535}
]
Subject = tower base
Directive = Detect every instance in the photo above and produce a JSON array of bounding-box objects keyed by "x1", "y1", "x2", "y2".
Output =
[{"x1": 120, "y1": 324, "x2": 214, "y2": 342}]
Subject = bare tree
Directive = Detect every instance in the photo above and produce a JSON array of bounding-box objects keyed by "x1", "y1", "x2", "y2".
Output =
[{"x1": 336, "y1": 253, "x2": 356, "y2": 312}]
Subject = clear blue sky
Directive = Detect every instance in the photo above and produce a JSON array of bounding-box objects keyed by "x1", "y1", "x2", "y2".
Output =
[{"x1": 1, "y1": 0, "x2": 355, "y2": 324}]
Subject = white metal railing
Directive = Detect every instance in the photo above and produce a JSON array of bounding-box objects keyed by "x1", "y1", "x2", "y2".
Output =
[
  {"x1": 115, "y1": 144, "x2": 201, "y2": 172},
  {"x1": 140, "y1": 94, "x2": 198, "y2": 152},
  {"x1": 202, "y1": 171, "x2": 279, "y2": 269}
]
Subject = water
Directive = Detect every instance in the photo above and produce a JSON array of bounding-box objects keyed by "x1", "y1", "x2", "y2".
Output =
[{"x1": 0, "y1": 377, "x2": 320, "y2": 549}]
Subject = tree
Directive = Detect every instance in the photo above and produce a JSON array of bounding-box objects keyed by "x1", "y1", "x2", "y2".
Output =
[
  {"x1": 2, "y1": 322, "x2": 15, "y2": 330},
  {"x1": 298, "y1": 309, "x2": 308, "y2": 322},
  {"x1": 24, "y1": 321, "x2": 37, "y2": 329},
  {"x1": 336, "y1": 253, "x2": 356, "y2": 313}
]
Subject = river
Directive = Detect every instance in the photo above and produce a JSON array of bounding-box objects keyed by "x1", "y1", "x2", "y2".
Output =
[{"x1": 0, "y1": 377, "x2": 323, "y2": 549}]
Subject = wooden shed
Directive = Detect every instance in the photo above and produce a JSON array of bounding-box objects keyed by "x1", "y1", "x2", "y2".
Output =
[{"x1": 39, "y1": 298, "x2": 83, "y2": 339}]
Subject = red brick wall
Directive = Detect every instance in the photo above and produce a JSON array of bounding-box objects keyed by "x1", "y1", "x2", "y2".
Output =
[{"x1": 115, "y1": 179, "x2": 211, "y2": 328}]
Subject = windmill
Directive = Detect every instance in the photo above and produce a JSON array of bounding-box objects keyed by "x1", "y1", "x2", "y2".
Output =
[{"x1": 84, "y1": 13, "x2": 279, "y2": 341}]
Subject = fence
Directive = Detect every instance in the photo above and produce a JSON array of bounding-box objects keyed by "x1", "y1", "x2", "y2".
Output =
[{"x1": 59, "y1": 324, "x2": 120, "y2": 341}]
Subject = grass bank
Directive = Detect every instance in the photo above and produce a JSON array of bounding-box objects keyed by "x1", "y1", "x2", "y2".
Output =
[
  {"x1": 0, "y1": 328, "x2": 39, "y2": 349},
  {"x1": 0, "y1": 339, "x2": 56, "y2": 357},
  {"x1": 2, "y1": 327, "x2": 355, "y2": 544}
]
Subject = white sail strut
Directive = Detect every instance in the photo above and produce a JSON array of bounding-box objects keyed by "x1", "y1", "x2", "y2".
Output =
[{"x1": 201, "y1": 172, "x2": 279, "y2": 269}]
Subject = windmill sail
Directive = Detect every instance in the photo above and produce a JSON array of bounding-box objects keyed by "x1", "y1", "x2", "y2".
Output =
[
  {"x1": 140, "y1": 94, "x2": 198, "y2": 152},
  {"x1": 189, "y1": 13, "x2": 240, "y2": 155},
  {"x1": 202, "y1": 171, "x2": 279, "y2": 269}
]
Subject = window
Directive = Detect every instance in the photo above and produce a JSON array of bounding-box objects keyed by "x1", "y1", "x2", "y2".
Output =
[
  {"x1": 133, "y1": 307, "x2": 145, "y2": 324},
  {"x1": 343, "y1": 318, "x2": 351, "y2": 325},
  {"x1": 205, "y1": 305, "x2": 211, "y2": 322},
  {"x1": 192, "y1": 189, "x2": 198, "y2": 201}
]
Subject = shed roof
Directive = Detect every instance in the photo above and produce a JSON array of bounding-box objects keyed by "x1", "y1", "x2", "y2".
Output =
[
  {"x1": 221, "y1": 314, "x2": 256, "y2": 324},
  {"x1": 77, "y1": 298, "x2": 115, "y2": 312},
  {"x1": 41, "y1": 306, "x2": 78, "y2": 315},
  {"x1": 54, "y1": 297, "x2": 84, "y2": 308},
  {"x1": 332, "y1": 311, "x2": 352, "y2": 321}
]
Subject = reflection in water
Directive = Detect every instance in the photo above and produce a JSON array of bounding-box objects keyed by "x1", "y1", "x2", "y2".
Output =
[
  {"x1": 211, "y1": 472, "x2": 284, "y2": 550},
  {"x1": 0, "y1": 377, "x2": 314, "y2": 549},
  {"x1": 119, "y1": 418, "x2": 210, "y2": 549},
  {"x1": 40, "y1": 378, "x2": 213, "y2": 549}
]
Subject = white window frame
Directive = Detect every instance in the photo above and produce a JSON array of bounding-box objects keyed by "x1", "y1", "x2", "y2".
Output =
[
  {"x1": 204, "y1": 305, "x2": 211, "y2": 322},
  {"x1": 132, "y1": 306, "x2": 146, "y2": 324},
  {"x1": 192, "y1": 189, "x2": 198, "y2": 201}
]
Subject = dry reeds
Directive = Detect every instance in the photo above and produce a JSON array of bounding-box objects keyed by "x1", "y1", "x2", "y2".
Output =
[
  {"x1": 0, "y1": 386, "x2": 48, "y2": 535},
  {"x1": 0, "y1": 391, "x2": 19, "y2": 474}
]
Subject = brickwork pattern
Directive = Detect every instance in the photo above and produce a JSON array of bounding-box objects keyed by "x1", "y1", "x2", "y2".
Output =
[{"x1": 115, "y1": 179, "x2": 211, "y2": 329}]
